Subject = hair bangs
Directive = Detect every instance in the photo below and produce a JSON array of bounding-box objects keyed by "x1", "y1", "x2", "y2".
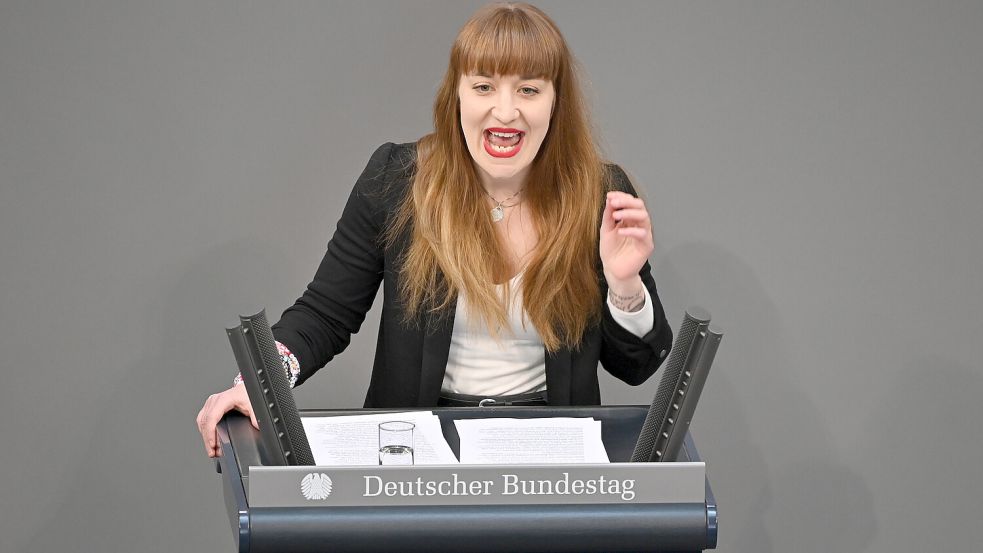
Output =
[{"x1": 453, "y1": 5, "x2": 562, "y2": 81}]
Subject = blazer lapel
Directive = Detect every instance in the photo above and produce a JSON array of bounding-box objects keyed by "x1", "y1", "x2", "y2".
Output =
[
  {"x1": 418, "y1": 297, "x2": 457, "y2": 405},
  {"x1": 545, "y1": 347, "x2": 572, "y2": 405}
]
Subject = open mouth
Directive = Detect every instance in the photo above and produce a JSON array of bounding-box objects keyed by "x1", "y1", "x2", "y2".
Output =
[{"x1": 483, "y1": 129, "x2": 524, "y2": 158}]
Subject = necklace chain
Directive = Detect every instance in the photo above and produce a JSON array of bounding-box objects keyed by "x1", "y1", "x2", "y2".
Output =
[{"x1": 483, "y1": 187, "x2": 523, "y2": 222}]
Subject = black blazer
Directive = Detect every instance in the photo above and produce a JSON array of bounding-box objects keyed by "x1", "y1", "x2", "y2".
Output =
[{"x1": 272, "y1": 142, "x2": 673, "y2": 408}]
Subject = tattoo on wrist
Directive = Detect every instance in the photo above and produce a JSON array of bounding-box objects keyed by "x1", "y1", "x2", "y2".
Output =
[{"x1": 609, "y1": 289, "x2": 645, "y2": 312}]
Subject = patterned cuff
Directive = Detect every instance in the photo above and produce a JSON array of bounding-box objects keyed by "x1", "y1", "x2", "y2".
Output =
[{"x1": 233, "y1": 340, "x2": 300, "y2": 389}]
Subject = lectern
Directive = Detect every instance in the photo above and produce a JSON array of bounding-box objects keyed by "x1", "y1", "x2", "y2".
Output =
[{"x1": 215, "y1": 406, "x2": 718, "y2": 553}]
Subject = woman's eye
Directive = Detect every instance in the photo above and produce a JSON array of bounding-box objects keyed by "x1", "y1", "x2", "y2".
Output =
[
  {"x1": 519, "y1": 86, "x2": 539, "y2": 95},
  {"x1": 474, "y1": 84, "x2": 492, "y2": 93}
]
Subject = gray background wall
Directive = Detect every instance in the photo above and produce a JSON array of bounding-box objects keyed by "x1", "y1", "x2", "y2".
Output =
[{"x1": 1, "y1": 1, "x2": 980, "y2": 552}]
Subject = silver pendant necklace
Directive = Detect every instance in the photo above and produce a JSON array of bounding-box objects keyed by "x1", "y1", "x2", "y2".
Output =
[
  {"x1": 490, "y1": 202, "x2": 507, "y2": 222},
  {"x1": 484, "y1": 187, "x2": 523, "y2": 223}
]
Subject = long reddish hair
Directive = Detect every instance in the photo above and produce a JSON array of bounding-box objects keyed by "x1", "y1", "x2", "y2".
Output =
[{"x1": 387, "y1": 2, "x2": 609, "y2": 351}]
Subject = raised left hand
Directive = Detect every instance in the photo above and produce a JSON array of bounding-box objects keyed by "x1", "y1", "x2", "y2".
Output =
[{"x1": 599, "y1": 190, "x2": 654, "y2": 293}]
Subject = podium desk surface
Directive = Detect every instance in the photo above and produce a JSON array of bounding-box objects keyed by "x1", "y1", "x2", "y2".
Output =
[{"x1": 216, "y1": 405, "x2": 717, "y2": 553}]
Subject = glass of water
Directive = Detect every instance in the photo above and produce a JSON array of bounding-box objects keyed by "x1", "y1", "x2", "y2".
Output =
[{"x1": 378, "y1": 421, "x2": 415, "y2": 465}]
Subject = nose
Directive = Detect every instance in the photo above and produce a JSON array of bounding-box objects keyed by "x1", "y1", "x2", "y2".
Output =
[{"x1": 491, "y1": 90, "x2": 519, "y2": 123}]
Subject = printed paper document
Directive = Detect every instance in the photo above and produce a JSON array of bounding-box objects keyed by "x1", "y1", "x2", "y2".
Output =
[
  {"x1": 302, "y1": 411, "x2": 459, "y2": 465},
  {"x1": 454, "y1": 417, "x2": 609, "y2": 464}
]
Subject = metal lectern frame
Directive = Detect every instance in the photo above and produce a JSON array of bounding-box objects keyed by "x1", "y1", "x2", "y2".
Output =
[{"x1": 215, "y1": 406, "x2": 717, "y2": 553}]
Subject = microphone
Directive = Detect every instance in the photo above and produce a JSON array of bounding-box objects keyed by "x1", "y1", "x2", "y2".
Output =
[
  {"x1": 631, "y1": 307, "x2": 722, "y2": 462},
  {"x1": 651, "y1": 324, "x2": 722, "y2": 462},
  {"x1": 227, "y1": 309, "x2": 315, "y2": 466}
]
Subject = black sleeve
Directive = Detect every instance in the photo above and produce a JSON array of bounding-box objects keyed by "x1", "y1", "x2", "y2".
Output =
[
  {"x1": 598, "y1": 164, "x2": 674, "y2": 385},
  {"x1": 271, "y1": 142, "x2": 397, "y2": 386}
]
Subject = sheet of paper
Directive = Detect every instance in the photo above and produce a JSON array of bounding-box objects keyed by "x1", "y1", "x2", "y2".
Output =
[
  {"x1": 454, "y1": 417, "x2": 609, "y2": 464},
  {"x1": 302, "y1": 411, "x2": 459, "y2": 466}
]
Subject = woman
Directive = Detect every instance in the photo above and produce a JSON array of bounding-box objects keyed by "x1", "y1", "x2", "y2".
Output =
[{"x1": 197, "y1": 2, "x2": 672, "y2": 458}]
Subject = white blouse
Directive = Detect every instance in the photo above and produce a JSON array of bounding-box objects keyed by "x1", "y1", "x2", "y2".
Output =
[{"x1": 441, "y1": 275, "x2": 654, "y2": 396}]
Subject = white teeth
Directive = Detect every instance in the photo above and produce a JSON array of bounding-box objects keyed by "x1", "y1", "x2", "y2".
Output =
[
  {"x1": 488, "y1": 131, "x2": 520, "y2": 138},
  {"x1": 490, "y1": 143, "x2": 517, "y2": 152}
]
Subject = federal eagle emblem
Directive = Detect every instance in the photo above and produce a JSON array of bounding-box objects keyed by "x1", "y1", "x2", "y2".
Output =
[{"x1": 301, "y1": 473, "x2": 333, "y2": 500}]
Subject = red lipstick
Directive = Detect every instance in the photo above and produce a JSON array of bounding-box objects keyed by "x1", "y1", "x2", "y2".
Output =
[{"x1": 483, "y1": 128, "x2": 524, "y2": 158}]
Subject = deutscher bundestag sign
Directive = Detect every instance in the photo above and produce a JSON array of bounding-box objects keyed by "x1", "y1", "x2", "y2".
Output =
[{"x1": 248, "y1": 463, "x2": 706, "y2": 507}]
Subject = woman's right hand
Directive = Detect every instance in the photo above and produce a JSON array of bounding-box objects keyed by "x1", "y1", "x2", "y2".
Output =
[{"x1": 196, "y1": 384, "x2": 259, "y2": 458}]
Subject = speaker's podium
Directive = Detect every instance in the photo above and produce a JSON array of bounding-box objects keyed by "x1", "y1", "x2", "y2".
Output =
[{"x1": 214, "y1": 405, "x2": 718, "y2": 553}]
